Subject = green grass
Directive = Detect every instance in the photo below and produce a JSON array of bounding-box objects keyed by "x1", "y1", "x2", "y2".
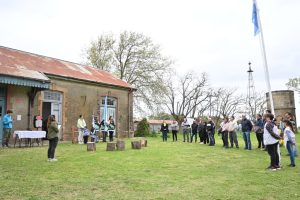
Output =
[{"x1": 0, "y1": 133, "x2": 299, "y2": 200}]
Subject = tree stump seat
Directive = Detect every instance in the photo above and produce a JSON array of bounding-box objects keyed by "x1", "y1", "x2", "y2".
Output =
[
  {"x1": 87, "y1": 142, "x2": 96, "y2": 151},
  {"x1": 141, "y1": 138, "x2": 147, "y2": 147},
  {"x1": 116, "y1": 140, "x2": 125, "y2": 151},
  {"x1": 106, "y1": 142, "x2": 116, "y2": 151},
  {"x1": 131, "y1": 140, "x2": 141, "y2": 149}
]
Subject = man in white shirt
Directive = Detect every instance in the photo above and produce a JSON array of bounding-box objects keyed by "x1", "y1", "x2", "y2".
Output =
[{"x1": 77, "y1": 115, "x2": 86, "y2": 144}]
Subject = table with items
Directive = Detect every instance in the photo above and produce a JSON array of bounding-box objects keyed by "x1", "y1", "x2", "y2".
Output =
[{"x1": 13, "y1": 130, "x2": 46, "y2": 147}]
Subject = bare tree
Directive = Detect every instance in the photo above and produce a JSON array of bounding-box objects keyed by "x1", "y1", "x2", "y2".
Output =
[
  {"x1": 165, "y1": 72, "x2": 210, "y2": 121},
  {"x1": 212, "y1": 88, "x2": 244, "y2": 125},
  {"x1": 246, "y1": 92, "x2": 266, "y2": 120}
]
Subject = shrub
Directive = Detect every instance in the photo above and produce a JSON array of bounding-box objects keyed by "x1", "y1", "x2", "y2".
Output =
[
  {"x1": 135, "y1": 118, "x2": 151, "y2": 137},
  {"x1": 149, "y1": 130, "x2": 158, "y2": 137}
]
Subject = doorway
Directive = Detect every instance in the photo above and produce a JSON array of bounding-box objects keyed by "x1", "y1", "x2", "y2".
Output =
[
  {"x1": 42, "y1": 91, "x2": 62, "y2": 125},
  {"x1": 0, "y1": 86, "x2": 6, "y2": 144}
]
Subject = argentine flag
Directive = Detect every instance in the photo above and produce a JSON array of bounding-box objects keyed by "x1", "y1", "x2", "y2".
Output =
[{"x1": 252, "y1": 0, "x2": 260, "y2": 36}]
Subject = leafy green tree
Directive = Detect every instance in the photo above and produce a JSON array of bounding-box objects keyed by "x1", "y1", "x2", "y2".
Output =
[
  {"x1": 135, "y1": 118, "x2": 150, "y2": 137},
  {"x1": 83, "y1": 31, "x2": 172, "y2": 112}
]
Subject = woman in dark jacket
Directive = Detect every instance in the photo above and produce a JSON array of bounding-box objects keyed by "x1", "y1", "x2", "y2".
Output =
[
  {"x1": 47, "y1": 115, "x2": 59, "y2": 162},
  {"x1": 255, "y1": 114, "x2": 264, "y2": 149},
  {"x1": 161, "y1": 120, "x2": 169, "y2": 142}
]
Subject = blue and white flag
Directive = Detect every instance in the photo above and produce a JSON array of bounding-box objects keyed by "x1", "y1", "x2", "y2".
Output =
[{"x1": 252, "y1": 0, "x2": 260, "y2": 36}]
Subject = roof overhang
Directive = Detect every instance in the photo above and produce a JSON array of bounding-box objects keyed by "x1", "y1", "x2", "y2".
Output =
[{"x1": 0, "y1": 74, "x2": 50, "y2": 89}]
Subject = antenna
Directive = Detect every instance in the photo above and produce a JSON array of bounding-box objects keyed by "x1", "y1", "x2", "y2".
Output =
[{"x1": 247, "y1": 62, "x2": 256, "y2": 120}]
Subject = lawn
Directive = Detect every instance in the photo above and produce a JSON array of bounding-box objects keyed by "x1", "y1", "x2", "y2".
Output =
[{"x1": 0, "y1": 133, "x2": 299, "y2": 200}]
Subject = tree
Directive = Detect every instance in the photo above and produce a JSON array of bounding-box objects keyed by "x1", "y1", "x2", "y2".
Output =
[
  {"x1": 212, "y1": 88, "x2": 244, "y2": 126},
  {"x1": 83, "y1": 31, "x2": 173, "y2": 112},
  {"x1": 135, "y1": 118, "x2": 150, "y2": 137},
  {"x1": 246, "y1": 92, "x2": 266, "y2": 120},
  {"x1": 165, "y1": 72, "x2": 210, "y2": 122},
  {"x1": 148, "y1": 112, "x2": 173, "y2": 120},
  {"x1": 286, "y1": 77, "x2": 300, "y2": 92}
]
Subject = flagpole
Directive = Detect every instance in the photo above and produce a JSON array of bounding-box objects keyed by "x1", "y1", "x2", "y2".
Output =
[{"x1": 255, "y1": 1, "x2": 275, "y2": 114}]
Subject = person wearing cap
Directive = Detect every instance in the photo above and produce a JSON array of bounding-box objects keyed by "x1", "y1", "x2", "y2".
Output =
[{"x1": 2, "y1": 110, "x2": 13, "y2": 148}]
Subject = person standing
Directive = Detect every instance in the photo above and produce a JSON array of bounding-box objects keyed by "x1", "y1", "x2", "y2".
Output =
[
  {"x1": 198, "y1": 118, "x2": 205, "y2": 144},
  {"x1": 221, "y1": 117, "x2": 229, "y2": 148},
  {"x1": 108, "y1": 116, "x2": 115, "y2": 142},
  {"x1": 264, "y1": 113, "x2": 281, "y2": 170},
  {"x1": 170, "y1": 120, "x2": 178, "y2": 142},
  {"x1": 228, "y1": 116, "x2": 239, "y2": 148},
  {"x1": 207, "y1": 118, "x2": 215, "y2": 146},
  {"x1": 2, "y1": 110, "x2": 13, "y2": 148},
  {"x1": 241, "y1": 114, "x2": 253, "y2": 150},
  {"x1": 203, "y1": 121, "x2": 209, "y2": 144},
  {"x1": 284, "y1": 120, "x2": 296, "y2": 167},
  {"x1": 181, "y1": 118, "x2": 190, "y2": 142},
  {"x1": 254, "y1": 114, "x2": 264, "y2": 149},
  {"x1": 191, "y1": 119, "x2": 198, "y2": 143},
  {"x1": 284, "y1": 112, "x2": 298, "y2": 156},
  {"x1": 77, "y1": 115, "x2": 86, "y2": 144},
  {"x1": 47, "y1": 115, "x2": 59, "y2": 162},
  {"x1": 100, "y1": 120, "x2": 108, "y2": 142},
  {"x1": 161, "y1": 120, "x2": 169, "y2": 142}
]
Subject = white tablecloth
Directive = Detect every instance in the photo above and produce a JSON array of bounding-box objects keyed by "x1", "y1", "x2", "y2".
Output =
[{"x1": 14, "y1": 131, "x2": 46, "y2": 139}]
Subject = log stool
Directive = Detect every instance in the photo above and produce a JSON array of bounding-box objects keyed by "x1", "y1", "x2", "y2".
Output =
[
  {"x1": 141, "y1": 138, "x2": 147, "y2": 147},
  {"x1": 87, "y1": 142, "x2": 96, "y2": 151},
  {"x1": 116, "y1": 140, "x2": 125, "y2": 151},
  {"x1": 131, "y1": 140, "x2": 141, "y2": 149},
  {"x1": 106, "y1": 142, "x2": 116, "y2": 151}
]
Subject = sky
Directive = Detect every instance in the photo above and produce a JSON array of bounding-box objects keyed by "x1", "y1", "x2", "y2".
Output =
[{"x1": 0, "y1": 0, "x2": 299, "y2": 120}]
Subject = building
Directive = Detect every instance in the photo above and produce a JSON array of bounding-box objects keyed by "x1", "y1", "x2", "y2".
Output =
[{"x1": 0, "y1": 46, "x2": 135, "y2": 142}]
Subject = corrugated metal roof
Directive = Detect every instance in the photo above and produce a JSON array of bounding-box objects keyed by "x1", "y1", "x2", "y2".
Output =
[{"x1": 0, "y1": 46, "x2": 133, "y2": 89}]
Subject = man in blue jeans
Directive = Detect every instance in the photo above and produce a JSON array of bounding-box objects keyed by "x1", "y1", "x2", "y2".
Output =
[
  {"x1": 241, "y1": 114, "x2": 253, "y2": 150},
  {"x1": 2, "y1": 110, "x2": 13, "y2": 148}
]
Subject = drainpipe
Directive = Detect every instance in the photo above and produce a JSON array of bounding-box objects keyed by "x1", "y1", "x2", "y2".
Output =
[{"x1": 128, "y1": 88, "x2": 133, "y2": 138}]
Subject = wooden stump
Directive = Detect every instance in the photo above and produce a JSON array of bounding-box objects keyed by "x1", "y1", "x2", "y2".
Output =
[
  {"x1": 87, "y1": 142, "x2": 96, "y2": 151},
  {"x1": 116, "y1": 140, "x2": 125, "y2": 151},
  {"x1": 141, "y1": 139, "x2": 147, "y2": 147},
  {"x1": 131, "y1": 141, "x2": 141, "y2": 149},
  {"x1": 106, "y1": 142, "x2": 116, "y2": 151}
]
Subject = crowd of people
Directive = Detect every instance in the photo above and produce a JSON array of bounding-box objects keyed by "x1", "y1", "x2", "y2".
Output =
[
  {"x1": 2, "y1": 108, "x2": 297, "y2": 169},
  {"x1": 77, "y1": 115, "x2": 115, "y2": 144},
  {"x1": 160, "y1": 110, "x2": 298, "y2": 170}
]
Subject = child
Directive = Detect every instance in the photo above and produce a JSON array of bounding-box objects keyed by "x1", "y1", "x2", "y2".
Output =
[{"x1": 284, "y1": 120, "x2": 296, "y2": 167}]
